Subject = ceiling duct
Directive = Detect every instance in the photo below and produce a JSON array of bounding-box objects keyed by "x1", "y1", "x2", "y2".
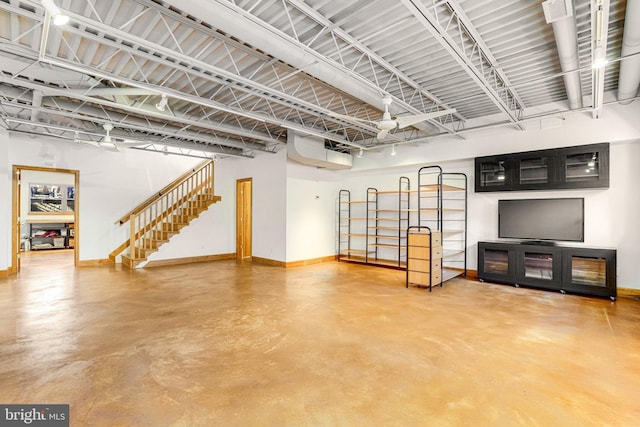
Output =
[
  {"x1": 617, "y1": 0, "x2": 640, "y2": 104},
  {"x1": 287, "y1": 130, "x2": 352, "y2": 170},
  {"x1": 542, "y1": 0, "x2": 583, "y2": 110},
  {"x1": 542, "y1": 0, "x2": 573, "y2": 23}
]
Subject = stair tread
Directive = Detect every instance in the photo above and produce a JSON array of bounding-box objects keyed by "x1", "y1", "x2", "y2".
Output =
[{"x1": 117, "y1": 184, "x2": 221, "y2": 269}]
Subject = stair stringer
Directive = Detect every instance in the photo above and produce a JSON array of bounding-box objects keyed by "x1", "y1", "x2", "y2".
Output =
[{"x1": 122, "y1": 195, "x2": 221, "y2": 269}]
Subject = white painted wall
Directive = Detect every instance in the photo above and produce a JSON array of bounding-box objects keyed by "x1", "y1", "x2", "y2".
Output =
[
  {"x1": 199, "y1": 149, "x2": 288, "y2": 262},
  {"x1": 146, "y1": 150, "x2": 289, "y2": 263},
  {"x1": 247, "y1": 150, "x2": 288, "y2": 261},
  {"x1": 1, "y1": 131, "x2": 201, "y2": 265},
  {"x1": 285, "y1": 162, "x2": 342, "y2": 262},
  {"x1": 0, "y1": 128, "x2": 9, "y2": 271},
  {"x1": 142, "y1": 159, "x2": 234, "y2": 262}
]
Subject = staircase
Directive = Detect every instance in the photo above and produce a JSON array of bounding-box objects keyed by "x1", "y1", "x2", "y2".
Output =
[{"x1": 109, "y1": 160, "x2": 221, "y2": 269}]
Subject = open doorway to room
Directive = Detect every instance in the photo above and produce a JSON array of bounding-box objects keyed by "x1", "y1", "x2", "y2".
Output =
[
  {"x1": 236, "y1": 178, "x2": 252, "y2": 260},
  {"x1": 11, "y1": 165, "x2": 79, "y2": 274}
]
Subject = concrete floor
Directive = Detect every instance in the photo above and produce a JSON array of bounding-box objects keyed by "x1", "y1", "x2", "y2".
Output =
[{"x1": 1, "y1": 251, "x2": 639, "y2": 426}]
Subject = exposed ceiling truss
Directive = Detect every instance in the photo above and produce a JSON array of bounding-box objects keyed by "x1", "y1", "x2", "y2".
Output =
[{"x1": 0, "y1": 0, "x2": 635, "y2": 161}]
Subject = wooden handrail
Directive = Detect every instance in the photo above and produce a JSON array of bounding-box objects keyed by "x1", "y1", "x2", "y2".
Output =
[
  {"x1": 115, "y1": 159, "x2": 212, "y2": 225},
  {"x1": 109, "y1": 160, "x2": 218, "y2": 263}
]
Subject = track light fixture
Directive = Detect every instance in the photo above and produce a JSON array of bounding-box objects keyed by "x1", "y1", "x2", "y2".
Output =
[
  {"x1": 592, "y1": 46, "x2": 608, "y2": 69},
  {"x1": 155, "y1": 94, "x2": 168, "y2": 111},
  {"x1": 357, "y1": 148, "x2": 363, "y2": 158},
  {"x1": 41, "y1": 0, "x2": 69, "y2": 26}
]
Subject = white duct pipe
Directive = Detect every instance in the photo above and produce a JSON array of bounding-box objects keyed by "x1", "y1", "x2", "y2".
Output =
[
  {"x1": 287, "y1": 130, "x2": 352, "y2": 170},
  {"x1": 549, "y1": 16, "x2": 583, "y2": 109},
  {"x1": 618, "y1": 0, "x2": 640, "y2": 104}
]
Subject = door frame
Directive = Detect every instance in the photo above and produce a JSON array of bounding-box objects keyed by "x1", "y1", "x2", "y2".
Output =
[
  {"x1": 11, "y1": 165, "x2": 80, "y2": 273},
  {"x1": 235, "y1": 178, "x2": 252, "y2": 260}
]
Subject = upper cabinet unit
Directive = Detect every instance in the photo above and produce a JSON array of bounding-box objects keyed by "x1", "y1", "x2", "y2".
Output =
[{"x1": 475, "y1": 143, "x2": 609, "y2": 192}]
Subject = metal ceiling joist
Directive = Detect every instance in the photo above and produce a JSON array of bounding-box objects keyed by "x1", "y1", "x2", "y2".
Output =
[
  {"x1": 283, "y1": 0, "x2": 462, "y2": 134},
  {"x1": 0, "y1": 72, "x2": 277, "y2": 150},
  {"x1": 400, "y1": 0, "x2": 526, "y2": 129},
  {"x1": 3, "y1": 116, "x2": 254, "y2": 158},
  {"x1": 163, "y1": 0, "x2": 460, "y2": 142},
  {"x1": 26, "y1": 2, "x2": 381, "y2": 148},
  {"x1": 57, "y1": 3, "x2": 385, "y2": 139}
]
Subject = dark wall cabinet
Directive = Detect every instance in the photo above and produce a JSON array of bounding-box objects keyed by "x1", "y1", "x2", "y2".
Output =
[
  {"x1": 475, "y1": 143, "x2": 609, "y2": 192},
  {"x1": 478, "y1": 241, "x2": 616, "y2": 300}
]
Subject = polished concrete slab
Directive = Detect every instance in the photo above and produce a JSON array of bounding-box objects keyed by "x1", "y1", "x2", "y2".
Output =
[{"x1": 1, "y1": 251, "x2": 639, "y2": 426}]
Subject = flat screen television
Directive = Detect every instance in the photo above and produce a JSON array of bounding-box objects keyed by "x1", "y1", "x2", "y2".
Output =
[{"x1": 498, "y1": 198, "x2": 584, "y2": 243}]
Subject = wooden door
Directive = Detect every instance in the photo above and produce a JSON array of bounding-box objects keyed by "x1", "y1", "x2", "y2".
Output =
[
  {"x1": 236, "y1": 178, "x2": 252, "y2": 260},
  {"x1": 11, "y1": 165, "x2": 80, "y2": 273},
  {"x1": 12, "y1": 168, "x2": 21, "y2": 273}
]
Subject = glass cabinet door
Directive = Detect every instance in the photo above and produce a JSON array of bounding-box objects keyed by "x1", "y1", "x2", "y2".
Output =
[
  {"x1": 483, "y1": 248, "x2": 510, "y2": 275},
  {"x1": 476, "y1": 158, "x2": 510, "y2": 190},
  {"x1": 475, "y1": 143, "x2": 608, "y2": 192},
  {"x1": 570, "y1": 256, "x2": 607, "y2": 287},
  {"x1": 515, "y1": 246, "x2": 562, "y2": 290},
  {"x1": 519, "y1": 156, "x2": 549, "y2": 185},
  {"x1": 522, "y1": 252, "x2": 554, "y2": 280},
  {"x1": 565, "y1": 151, "x2": 601, "y2": 183}
]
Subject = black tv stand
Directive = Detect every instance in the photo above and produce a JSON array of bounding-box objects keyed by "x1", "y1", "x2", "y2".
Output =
[
  {"x1": 478, "y1": 241, "x2": 616, "y2": 300},
  {"x1": 520, "y1": 240, "x2": 556, "y2": 246}
]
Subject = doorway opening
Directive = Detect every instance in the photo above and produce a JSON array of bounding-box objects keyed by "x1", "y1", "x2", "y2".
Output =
[
  {"x1": 11, "y1": 165, "x2": 80, "y2": 274},
  {"x1": 236, "y1": 178, "x2": 252, "y2": 260}
]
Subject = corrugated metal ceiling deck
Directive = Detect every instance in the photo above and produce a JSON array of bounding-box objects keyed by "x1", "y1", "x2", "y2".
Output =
[{"x1": 0, "y1": 0, "x2": 633, "y2": 159}]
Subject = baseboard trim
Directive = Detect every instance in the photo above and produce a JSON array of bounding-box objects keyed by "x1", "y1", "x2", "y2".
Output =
[
  {"x1": 286, "y1": 255, "x2": 336, "y2": 268},
  {"x1": 0, "y1": 269, "x2": 8, "y2": 277},
  {"x1": 464, "y1": 269, "x2": 478, "y2": 280},
  {"x1": 251, "y1": 256, "x2": 285, "y2": 267},
  {"x1": 78, "y1": 259, "x2": 114, "y2": 267},
  {"x1": 617, "y1": 288, "x2": 640, "y2": 298},
  {"x1": 144, "y1": 253, "x2": 235, "y2": 268},
  {"x1": 251, "y1": 255, "x2": 336, "y2": 268}
]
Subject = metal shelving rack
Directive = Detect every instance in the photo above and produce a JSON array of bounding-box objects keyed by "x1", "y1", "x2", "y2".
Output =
[
  {"x1": 338, "y1": 177, "x2": 410, "y2": 269},
  {"x1": 338, "y1": 189, "x2": 373, "y2": 263},
  {"x1": 417, "y1": 166, "x2": 468, "y2": 284},
  {"x1": 367, "y1": 177, "x2": 410, "y2": 268}
]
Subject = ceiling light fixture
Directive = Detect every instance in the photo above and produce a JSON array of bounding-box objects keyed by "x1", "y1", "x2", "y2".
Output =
[
  {"x1": 592, "y1": 46, "x2": 608, "y2": 69},
  {"x1": 357, "y1": 148, "x2": 363, "y2": 158},
  {"x1": 155, "y1": 94, "x2": 168, "y2": 111},
  {"x1": 390, "y1": 145, "x2": 397, "y2": 156},
  {"x1": 591, "y1": 0, "x2": 608, "y2": 69},
  {"x1": 41, "y1": 0, "x2": 69, "y2": 26}
]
